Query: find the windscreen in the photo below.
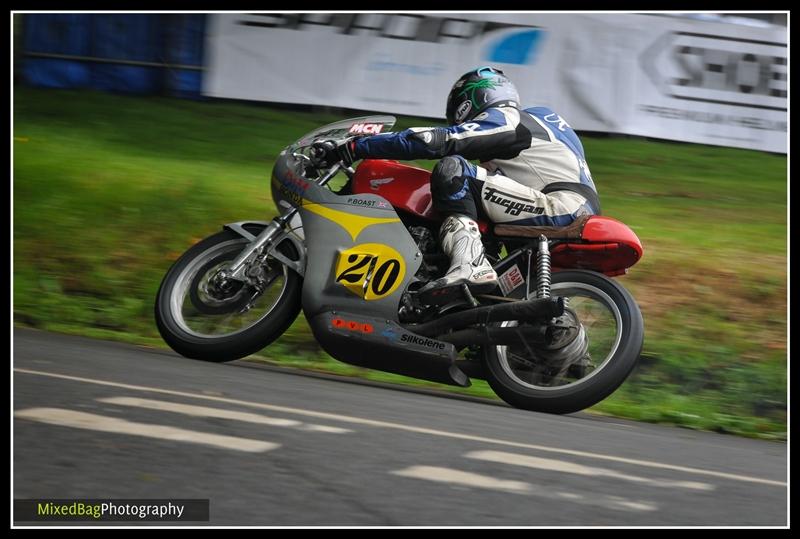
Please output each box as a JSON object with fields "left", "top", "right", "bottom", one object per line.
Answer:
{"left": 292, "top": 115, "right": 396, "bottom": 151}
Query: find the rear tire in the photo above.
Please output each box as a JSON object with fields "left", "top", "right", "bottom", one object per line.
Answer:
{"left": 483, "top": 270, "right": 643, "bottom": 414}
{"left": 155, "top": 228, "right": 302, "bottom": 362}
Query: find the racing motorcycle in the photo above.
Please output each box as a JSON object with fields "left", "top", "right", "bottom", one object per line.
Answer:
{"left": 155, "top": 116, "right": 644, "bottom": 414}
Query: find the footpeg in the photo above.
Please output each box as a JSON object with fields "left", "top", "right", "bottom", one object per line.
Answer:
{"left": 417, "top": 280, "right": 496, "bottom": 307}
{"left": 461, "top": 283, "right": 479, "bottom": 308}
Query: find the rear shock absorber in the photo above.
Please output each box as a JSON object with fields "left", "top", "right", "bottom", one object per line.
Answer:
{"left": 537, "top": 235, "right": 551, "bottom": 299}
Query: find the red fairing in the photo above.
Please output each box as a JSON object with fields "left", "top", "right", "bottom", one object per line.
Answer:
{"left": 552, "top": 216, "right": 644, "bottom": 275}
{"left": 353, "top": 160, "right": 439, "bottom": 220}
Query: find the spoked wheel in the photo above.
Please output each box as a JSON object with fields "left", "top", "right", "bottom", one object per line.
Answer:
{"left": 484, "top": 270, "right": 644, "bottom": 414}
{"left": 155, "top": 227, "right": 302, "bottom": 362}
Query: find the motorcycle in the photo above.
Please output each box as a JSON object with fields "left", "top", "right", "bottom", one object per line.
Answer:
{"left": 155, "top": 115, "right": 644, "bottom": 414}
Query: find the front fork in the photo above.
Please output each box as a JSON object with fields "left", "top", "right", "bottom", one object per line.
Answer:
{"left": 222, "top": 211, "right": 304, "bottom": 283}
{"left": 217, "top": 162, "right": 348, "bottom": 285}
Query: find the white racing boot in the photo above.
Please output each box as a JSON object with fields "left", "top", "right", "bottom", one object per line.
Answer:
{"left": 422, "top": 214, "right": 498, "bottom": 295}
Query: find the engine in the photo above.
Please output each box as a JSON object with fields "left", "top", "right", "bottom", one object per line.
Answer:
{"left": 408, "top": 225, "right": 437, "bottom": 257}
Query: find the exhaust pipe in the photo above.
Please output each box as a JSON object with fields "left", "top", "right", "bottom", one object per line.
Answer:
{"left": 405, "top": 297, "right": 564, "bottom": 337}
{"left": 438, "top": 324, "right": 552, "bottom": 350}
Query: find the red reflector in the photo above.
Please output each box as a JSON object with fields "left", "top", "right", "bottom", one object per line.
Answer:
{"left": 333, "top": 318, "right": 375, "bottom": 334}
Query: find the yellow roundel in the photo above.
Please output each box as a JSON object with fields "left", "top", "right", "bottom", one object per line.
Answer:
{"left": 334, "top": 243, "right": 407, "bottom": 300}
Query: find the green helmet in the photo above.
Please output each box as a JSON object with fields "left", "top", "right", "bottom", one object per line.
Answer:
{"left": 445, "top": 66, "right": 521, "bottom": 125}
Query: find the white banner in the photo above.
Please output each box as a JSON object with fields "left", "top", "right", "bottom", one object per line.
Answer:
{"left": 204, "top": 13, "right": 787, "bottom": 153}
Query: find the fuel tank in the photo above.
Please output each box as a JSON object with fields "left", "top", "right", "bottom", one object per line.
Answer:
{"left": 352, "top": 159, "right": 438, "bottom": 221}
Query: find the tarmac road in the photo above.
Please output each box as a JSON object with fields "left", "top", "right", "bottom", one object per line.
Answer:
{"left": 12, "top": 328, "right": 788, "bottom": 526}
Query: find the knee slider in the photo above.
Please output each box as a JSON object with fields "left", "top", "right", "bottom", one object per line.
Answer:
{"left": 431, "top": 156, "right": 466, "bottom": 198}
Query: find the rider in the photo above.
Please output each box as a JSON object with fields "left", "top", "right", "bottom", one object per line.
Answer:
{"left": 312, "top": 66, "right": 600, "bottom": 294}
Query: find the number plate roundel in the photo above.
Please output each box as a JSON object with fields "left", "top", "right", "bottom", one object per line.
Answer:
{"left": 335, "top": 243, "right": 407, "bottom": 300}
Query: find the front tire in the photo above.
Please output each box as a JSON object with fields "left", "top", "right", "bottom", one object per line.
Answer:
{"left": 484, "top": 270, "right": 644, "bottom": 414}
{"left": 155, "top": 228, "right": 302, "bottom": 362}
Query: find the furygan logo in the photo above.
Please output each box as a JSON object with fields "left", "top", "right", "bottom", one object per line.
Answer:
{"left": 400, "top": 334, "right": 447, "bottom": 350}
{"left": 483, "top": 187, "right": 545, "bottom": 216}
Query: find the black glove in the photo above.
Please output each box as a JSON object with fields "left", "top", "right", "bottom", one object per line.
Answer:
{"left": 310, "top": 138, "right": 358, "bottom": 168}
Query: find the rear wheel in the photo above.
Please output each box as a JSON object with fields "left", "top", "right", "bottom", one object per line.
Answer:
{"left": 155, "top": 227, "right": 302, "bottom": 362}
{"left": 483, "top": 270, "right": 643, "bottom": 414}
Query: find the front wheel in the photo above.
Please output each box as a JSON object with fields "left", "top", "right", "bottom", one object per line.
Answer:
{"left": 155, "top": 227, "right": 302, "bottom": 361}
{"left": 483, "top": 270, "right": 644, "bottom": 414}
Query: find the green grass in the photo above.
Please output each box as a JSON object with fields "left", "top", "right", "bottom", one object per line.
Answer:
{"left": 13, "top": 87, "right": 787, "bottom": 440}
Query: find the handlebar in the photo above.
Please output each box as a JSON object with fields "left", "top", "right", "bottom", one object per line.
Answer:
{"left": 316, "top": 162, "right": 342, "bottom": 187}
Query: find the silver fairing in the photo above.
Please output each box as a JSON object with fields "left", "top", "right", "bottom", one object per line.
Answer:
{"left": 272, "top": 153, "right": 421, "bottom": 322}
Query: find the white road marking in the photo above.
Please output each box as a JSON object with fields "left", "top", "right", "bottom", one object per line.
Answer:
{"left": 391, "top": 466, "right": 657, "bottom": 512}
{"left": 14, "top": 368, "right": 786, "bottom": 487}
{"left": 14, "top": 407, "right": 279, "bottom": 453}
{"left": 98, "top": 397, "right": 352, "bottom": 434}
{"left": 392, "top": 466, "right": 532, "bottom": 494}
{"left": 604, "top": 496, "right": 658, "bottom": 512}
{"left": 297, "top": 424, "right": 352, "bottom": 434}
{"left": 466, "top": 450, "right": 715, "bottom": 491}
